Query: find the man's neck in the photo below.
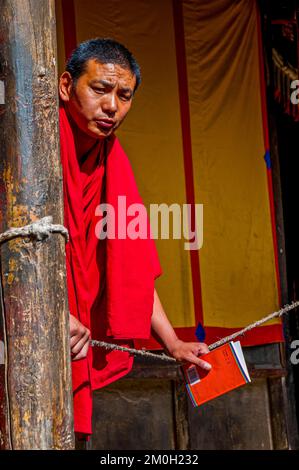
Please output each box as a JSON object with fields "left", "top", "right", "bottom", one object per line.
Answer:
{"left": 65, "top": 108, "right": 99, "bottom": 160}
{"left": 73, "top": 126, "right": 98, "bottom": 161}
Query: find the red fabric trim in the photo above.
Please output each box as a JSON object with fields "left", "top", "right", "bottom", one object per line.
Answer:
{"left": 266, "top": 168, "right": 282, "bottom": 304}
{"left": 61, "top": 0, "right": 77, "bottom": 61}
{"left": 256, "top": 1, "right": 282, "bottom": 307}
{"left": 135, "top": 323, "right": 284, "bottom": 350}
{"left": 271, "top": 20, "right": 297, "bottom": 25}
{"left": 172, "top": 0, "right": 203, "bottom": 326}
{"left": 256, "top": 3, "right": 270, "bottom": 151}
{"left": 204, "top": 324, "right": 284, "bottom": 347}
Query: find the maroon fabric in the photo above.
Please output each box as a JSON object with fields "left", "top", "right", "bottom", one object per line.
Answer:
{"left": 59, "top": 105, "right": 162, "bottom": 435}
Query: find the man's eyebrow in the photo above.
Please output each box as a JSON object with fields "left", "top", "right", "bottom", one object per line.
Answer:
{"left": 90, "top": 79, "right": 116, "bottom": 88}
{"left": 90, "top": 79, "right": 133, "bottom": 95}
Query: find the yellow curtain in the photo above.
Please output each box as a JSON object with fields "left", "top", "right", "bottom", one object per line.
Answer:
{"left": 55, "top": 0, "right": 282, "bottom": 346}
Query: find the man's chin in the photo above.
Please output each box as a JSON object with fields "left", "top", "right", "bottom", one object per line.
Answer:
{"left": 87, "top": 127, "right": 114, "bottom": 140}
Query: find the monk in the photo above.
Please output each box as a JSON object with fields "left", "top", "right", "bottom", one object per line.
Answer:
{"left": 58, "top": 38, "right": 211, "bottom": 437}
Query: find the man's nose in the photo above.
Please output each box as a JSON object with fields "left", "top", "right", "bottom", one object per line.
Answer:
{"left": 101, "top": 93, "right": 117, "bottom": 116}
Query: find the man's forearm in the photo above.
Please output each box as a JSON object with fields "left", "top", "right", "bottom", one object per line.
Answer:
{"left": 151, "top": 288, "right": 212, "bottom": 370}
{"left": 150, "top": 288, "right": 181, "bottom": 354}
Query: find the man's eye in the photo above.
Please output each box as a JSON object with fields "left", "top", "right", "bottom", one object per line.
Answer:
{"left": 119, "top": 94, "right": 131, "bottom": 102}
{"left": 93, "top": 88, "right": 105, "bottom": 94}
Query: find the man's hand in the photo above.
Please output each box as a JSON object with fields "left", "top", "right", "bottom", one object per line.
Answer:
{"left": 69, "top": 314, "right": 91, "bottom": 361}
{"left": 166, "top": 339, "right": 212, "bottom": 371}
{"left": 151, "top": 289, "right": 212, "bottom": 372}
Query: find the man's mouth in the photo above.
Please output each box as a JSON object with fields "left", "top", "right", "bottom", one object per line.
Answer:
{"left": 95, "top": 119, "right": 115, "bottom": 131}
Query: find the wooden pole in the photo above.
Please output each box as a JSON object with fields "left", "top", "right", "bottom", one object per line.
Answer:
{"left": 0, "top": 0, "right": 75, "bottom": 449}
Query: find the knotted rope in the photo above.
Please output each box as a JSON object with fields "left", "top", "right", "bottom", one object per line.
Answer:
{"left": 0, "top": 215, "right": 69, "bottom": 244}
{"left": 0, "top": 217, "right": 298, "bottom": 364}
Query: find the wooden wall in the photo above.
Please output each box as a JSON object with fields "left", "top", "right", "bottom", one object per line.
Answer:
{"left": 88, "top": 345, "right": 289, "bottom": 450}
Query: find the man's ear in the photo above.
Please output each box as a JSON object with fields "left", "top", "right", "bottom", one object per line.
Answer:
{"left": 59, "top": 71, "right": 73, "bottom": 102}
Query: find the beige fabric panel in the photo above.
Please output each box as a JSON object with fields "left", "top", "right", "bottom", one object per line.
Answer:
{"left": 183, "top": 0, "right": 279, "bottom": 328}
{"left": 73, "top": 0, "right": 196, "bottom": 328}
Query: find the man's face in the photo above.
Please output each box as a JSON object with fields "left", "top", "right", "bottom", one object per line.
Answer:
{"left": 59, "top": 59, "right": 136, "bottom": 139}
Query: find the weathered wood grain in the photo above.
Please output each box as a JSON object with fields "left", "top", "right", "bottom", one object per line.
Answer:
{"left": 0, "top": 0, "right": 74, "bottom": 449}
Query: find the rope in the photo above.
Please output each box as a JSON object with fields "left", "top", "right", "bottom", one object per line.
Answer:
{"left": 90, "top": 339, "right": 178, "bottom": 363}
{"left": 90, "top": 301, "right": 299, "bottom": 363}
{"left": 0, "top": 215, "right": 69, "bottom": 450}
{"left": 0, "top": 217, "right": 298, "bottom": 364}
{"left": 0, "top": 216, "right": 69, "bottom": 244}
{"left": 208, "top": 300, "right": 299, "bottom": 350}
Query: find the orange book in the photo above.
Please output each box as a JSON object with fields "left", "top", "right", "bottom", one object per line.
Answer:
{"left": 182, "top": 341, "right": 251, "bottom": 407}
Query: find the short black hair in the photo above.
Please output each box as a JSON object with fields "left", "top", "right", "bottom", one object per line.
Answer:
{"left": 66, "top": 38, "right": 141, "bottom": 92}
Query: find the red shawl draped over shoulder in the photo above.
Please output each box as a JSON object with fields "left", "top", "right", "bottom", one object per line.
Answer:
{"left": 59, "top": 105, "right": 162, "bottom": 436}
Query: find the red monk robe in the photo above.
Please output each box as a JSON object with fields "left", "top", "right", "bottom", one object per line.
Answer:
{"left": 59, "top": 105, "right": 162, "bottom": 435}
